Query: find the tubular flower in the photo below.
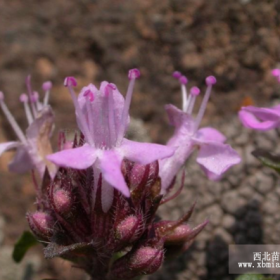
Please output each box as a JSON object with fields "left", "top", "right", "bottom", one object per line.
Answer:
{"left": 47, "top": 69, "right": 175, "bottom": 197}
{"left": 238, "top": 69, "right": 280, "bottom": 131}
{"left": 159, "top": 71, "right": 241, "bottom": 192}
{"left": 0, "top": 77, "right": 56, "bottom": 178}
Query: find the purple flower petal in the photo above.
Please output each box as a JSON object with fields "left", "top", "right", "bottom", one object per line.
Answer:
{"left": 99, "top": 150, "right": 130, "bottom": 197}
{"left": 121, "top": 139, "right": 175, "bottom": 165}
{"left": 0, "top": 141, "right": 20, "bottom": 156}
{"left": 8, "top": 146, "right": 34, "bottom": 173}
{"left": 242, "top": 105, "right": 280, "bottom": 120}
{"left": 47, "top": 144, "right": 97, "bottom": 169}
{"left": 26, "top": 106, "right": 54, "bottom": 140}
{"left": 196, "top": 127, "right": 226, "bottom": 143}
{"left": 239, "top": 109, "right": 280, "bottom": 131}
{"left": 77, "top": 82, "right": 126, "bottom": 133}
{"left": 196, "top": 142, "right": 241, "bottom": 176}
{"left": 165, "top": 104, "right": 195, "bottom": 132}
{"left": 199, "top": 165, "right": 223, "bottom": 181}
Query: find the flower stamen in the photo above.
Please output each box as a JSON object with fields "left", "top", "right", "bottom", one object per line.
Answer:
{"left": 194, "top": 76, "right": 216, "bottom": 131}
{"left": 20, "top": 93, "right": 33, "bottom": 125}
{"left": 0, "top": 91, "right": 27, "bottom": 144}
{"left": 173, "top": 71, "right": 188, "bottom": 111}
{"left": 32, "top": 91, "right": 41, "bottom": 111}
{"left": 186, "top": 86, "right": 200, "bottom": 115}
{"left": 117, "top": 68, "right": 140, "bottom": 145}
{"left": 26, "top": 75, "right": 38, "bottom": 118}
{"left": 64, "top": 77, "right": 94, "bottom": 146}
{"left": 42, "top": 81, "right": 52, "bottom": 106}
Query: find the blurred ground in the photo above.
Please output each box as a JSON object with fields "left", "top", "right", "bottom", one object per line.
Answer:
{"left": 0, "top": 0, "right": 280, "bottom": 279}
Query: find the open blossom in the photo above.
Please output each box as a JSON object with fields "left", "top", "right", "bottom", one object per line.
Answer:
{"left": 0, "top": 77, "right": 56, "bottom": 178}
{"left": 239, "top": 68, "right": 280, "bottom": 131}
{"left": 159, "top": 71, "right": 241, "bottom": 192}
{"left": 47, "top": 69, "right": 175, "bottom": 197}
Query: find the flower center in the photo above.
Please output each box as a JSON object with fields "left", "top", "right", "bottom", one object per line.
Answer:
{"left": 64, "top": 69, "right": 141, "bottom": 150}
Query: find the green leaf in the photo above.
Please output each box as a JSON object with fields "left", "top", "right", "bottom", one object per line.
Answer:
{"left": 12, "top": 231, "right": 39, "bottom": 263}
{"left": 252, "top": 149, "right": 280, "bottom": 173}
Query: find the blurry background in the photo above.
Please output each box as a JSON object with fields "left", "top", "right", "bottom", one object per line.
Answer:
{"left": 0, "top": 0, "right": 280, "bottom": 279}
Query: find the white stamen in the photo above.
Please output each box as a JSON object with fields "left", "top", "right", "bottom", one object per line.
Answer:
{"left": 26, "top": 76, "right": 37, "bottom": 118}
{"left": 42, "top": 81, "right": 52, "bottom": 106}
{"left": 117, "top": 69, "right": 140, "bottom": 145}
{"left": 181, "top": 84, "right": 188, "bottom": 112}
{"left": 194, "top": 85, "right": 213, "bottom": 131}
{"left": 0, "top": 95, "right": 27, "bottom": 144}
{"left": 20, "top": 94, "right": 33, "bottom": 125}
{"left": 33, "top": 92, "right": 41, "bottom": 111}
{"left": 186, "top": 96, "right": 196, "bottom": 114}
{"left": 44, "top": 90, "right": 50, "bottom": 106}
{"left": 186, "top": 87, "right": 200, "bottom": 115}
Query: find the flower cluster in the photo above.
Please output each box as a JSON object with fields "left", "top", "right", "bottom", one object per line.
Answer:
{"left": 0, "top": 69, "right": 240, "bottom": 280}
{"left": 160, "top": 71, "right": 241, "bottom": 190}
{"left": 0, "top": 77, "right": 56, "bottom": 178}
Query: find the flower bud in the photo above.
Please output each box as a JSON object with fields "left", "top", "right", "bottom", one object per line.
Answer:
{"left": 111, "top": 246, "right": 164, "bottom": 279}
{"left": 164, "top": 224, "right": 192, "bottom": 245}
{"left": 53, "top": 189, "right": 72, "bottom": 214}
{"left": 130, "top": 246, "right": 164, "bottom": 273}
{"left": 115, "top": 215, "right": 143, "bottom": 243}
{"left": 27, "top": 211, "right": 54, "bottom": 239}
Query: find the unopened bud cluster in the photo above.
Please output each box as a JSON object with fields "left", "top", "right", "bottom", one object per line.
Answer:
{"left": 27, "top": 133, "right": 206, "bottom": 280}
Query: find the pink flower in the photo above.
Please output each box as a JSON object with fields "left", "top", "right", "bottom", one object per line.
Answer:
{"left": 47, "top": 69, "right": 175, "bottom": 197}
{"left": 159, "top": 72, "right": 241, "bottom": 192}
{"left": 238, "top": 69, "right": 280, "bottom": 131}
{"left": 0, "top": 77, "right": 55, "bottom": 178}
{"left": 239, "top": 105, "right": 280, "bottom": 131}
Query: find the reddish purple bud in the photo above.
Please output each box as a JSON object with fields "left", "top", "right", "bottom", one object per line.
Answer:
{"left": 42, "top": 81, "right": 52, "bottom": 91}
{"left": 130, "top": 246, "right": 164, "bottom": 273}
{"left": 130, "top": 163, "right": 148, "bottom": 189}
{"left": 53, "top": 189, "right": 72, "bottom": 214}
{"left": 164, "top": 224, "right": 192, "bottom": 244}
{"left": 27, "top": 211, "right": 54, "bottom": 239}
{"left": 206, "top": 75, "right": 217, "bottom": 86}
{"left": 128, "top": 68, "right": 141, "bottom": 80}
{"left": 19, "top": 93, "right": 28, "bottom": 103}
{"left": 179, "top": 75, "right": 188, "bottom": 85}
{"left": 64, "top": 76, "right": 77, "bottom": 87}
{"left": 190, "top": 86, "right": 200, "bottom": 96}
{"left": 115, "top": 215, "right": 142, "bottom": 243}
{"left": 172, "top": 71, "right": 182, "bottom": 79}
